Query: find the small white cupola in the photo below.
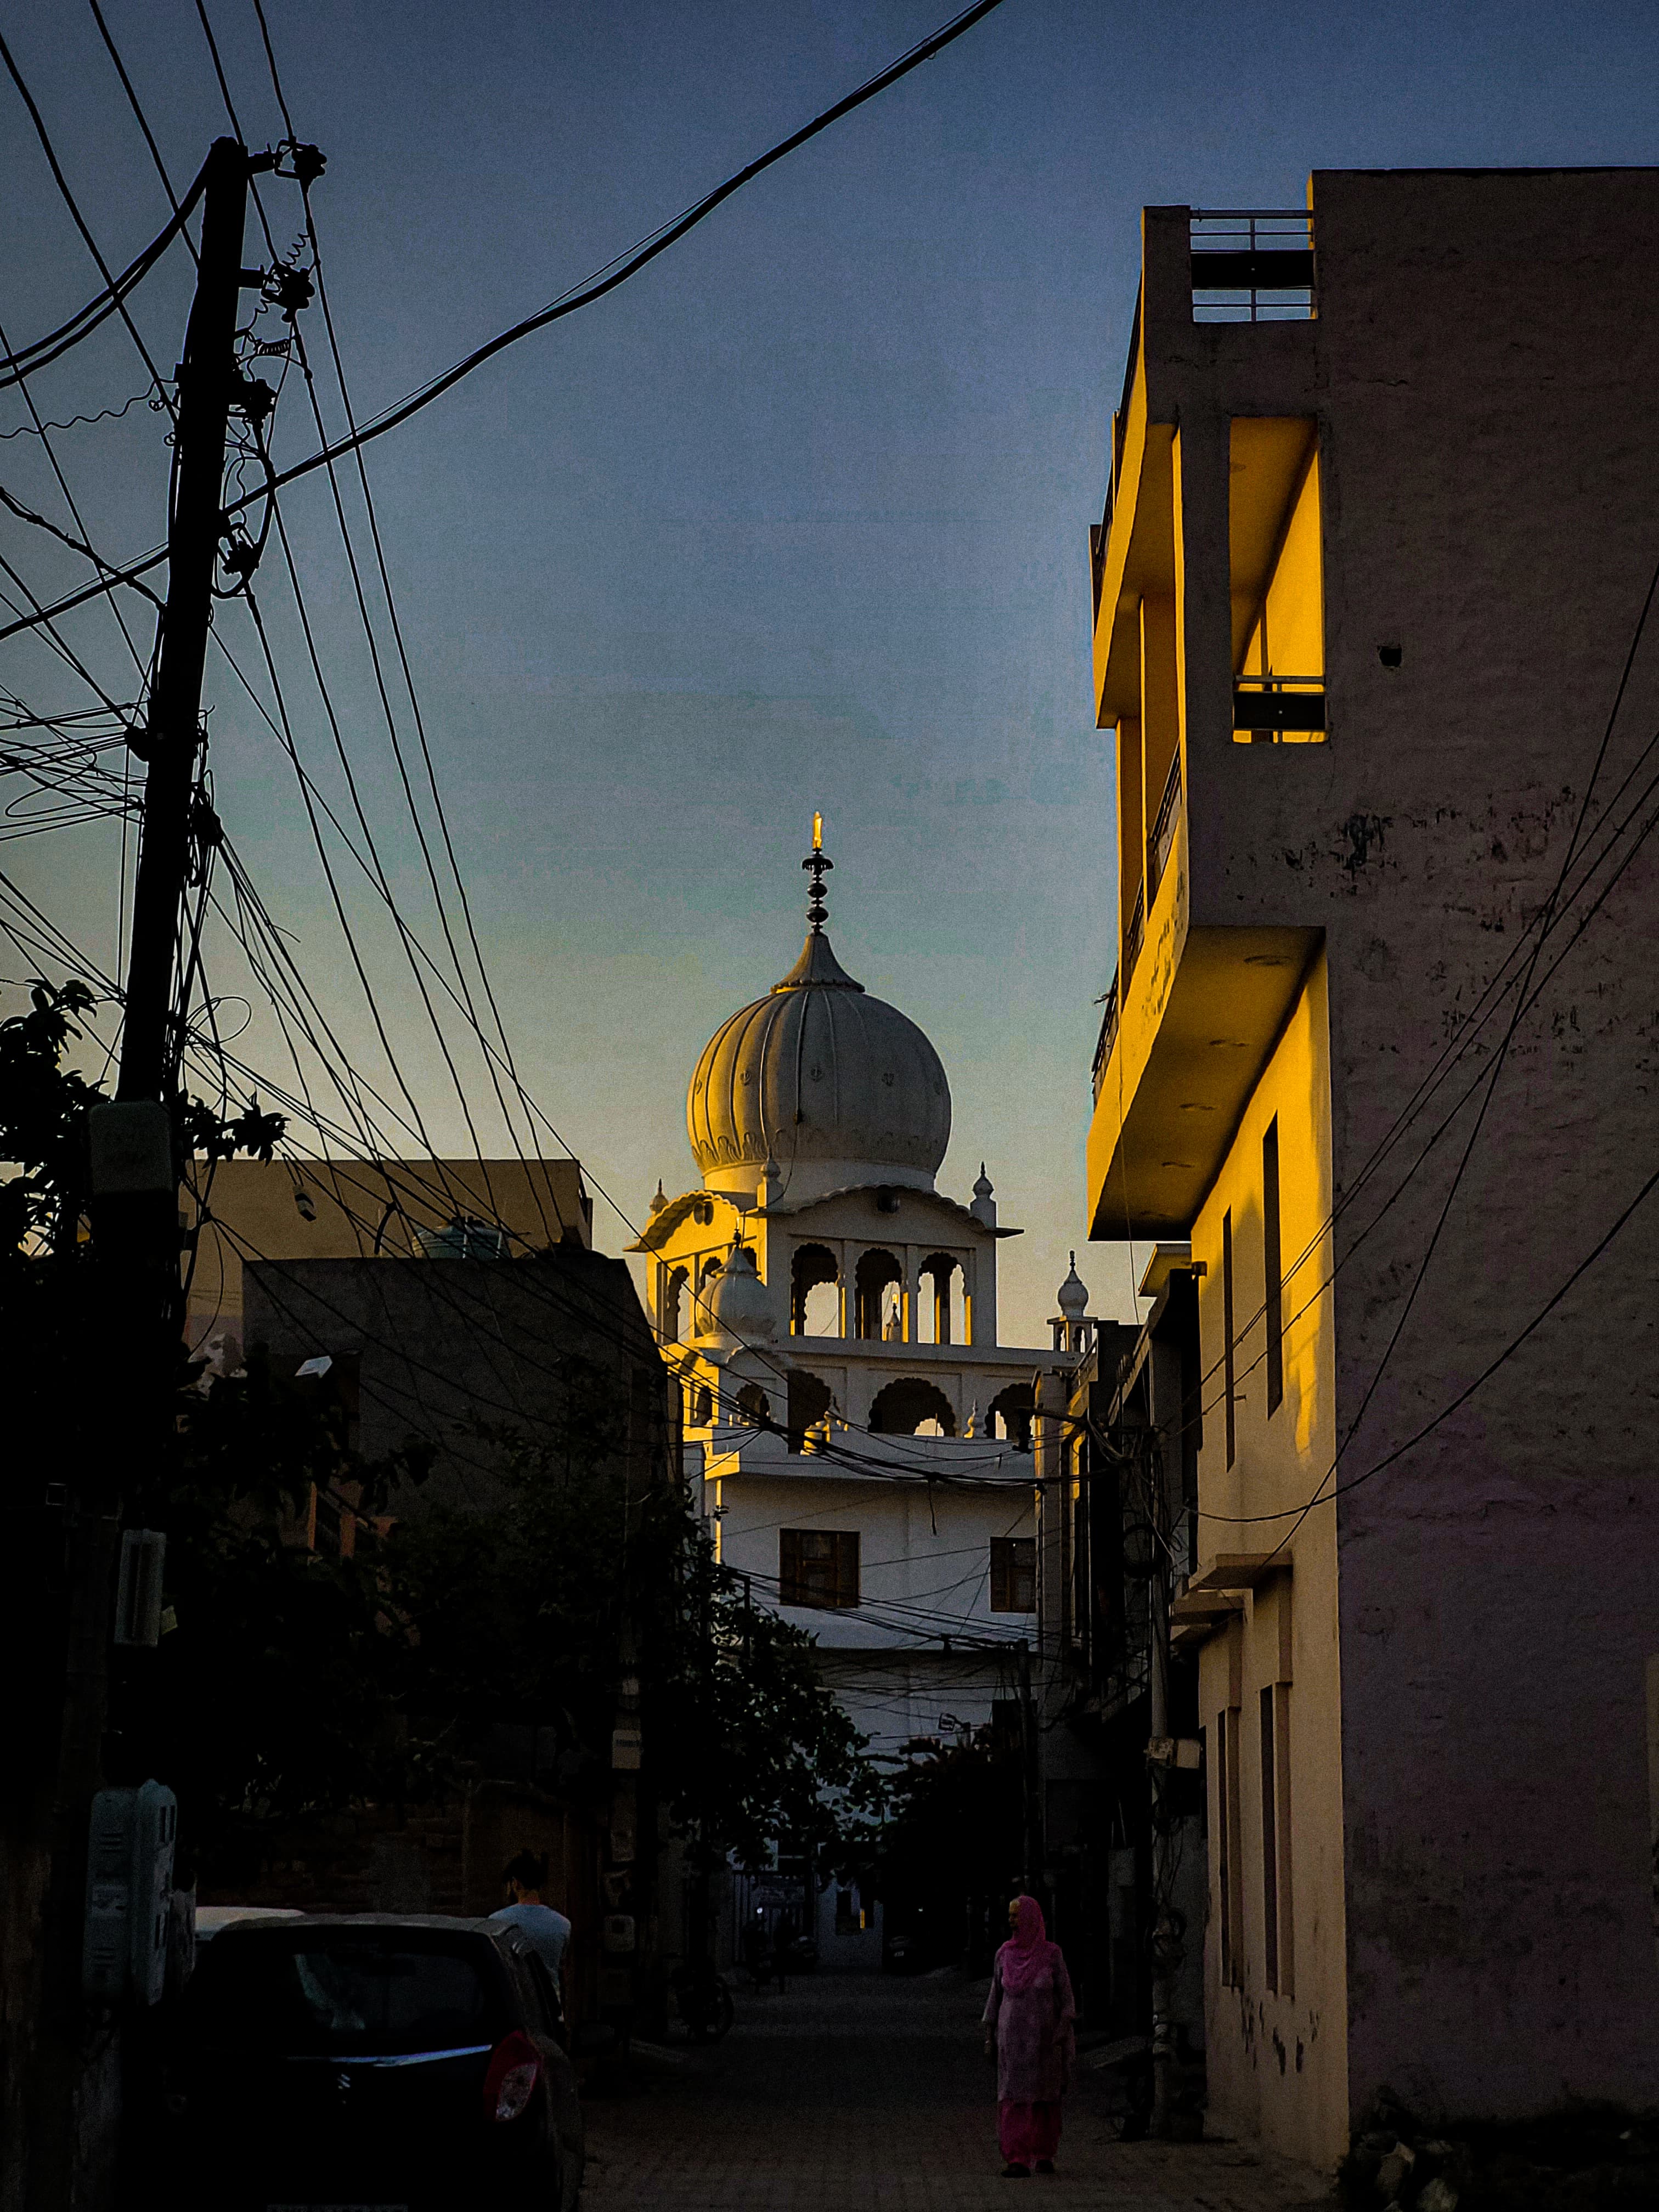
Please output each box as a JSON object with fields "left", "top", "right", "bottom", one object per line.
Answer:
{"left": 697, "top": 1240, "right": 776, "bottom": 1347}
{"left": 1050, "top": 1251, "right": 1095, "bottom": 1357}
{"left": 970, "top": 1164, "right": 996, "bottom": 1229}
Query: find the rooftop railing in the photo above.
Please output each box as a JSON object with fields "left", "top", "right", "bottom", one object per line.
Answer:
{"left": 1190, "top": 210, "right": 1313, "bottom": 323}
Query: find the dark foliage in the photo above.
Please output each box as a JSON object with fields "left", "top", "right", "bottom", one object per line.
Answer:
{"left": 385, "top": 1395, "right": 883, "bottom": 1869}
{"left": 114, "top": 1352, "right": 430, "bottom": 1864}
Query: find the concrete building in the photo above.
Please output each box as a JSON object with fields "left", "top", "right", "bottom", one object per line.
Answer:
{"left": 236, "top": 1199, "right": 672, "bottom": 2030}
{"left": 1031, "top": 1254, "right": 1204, "bottom": 2093}
{"left": 183, "top": 1152, "right": 592, "bottom": 1365}
{"left": 1084, "top": 173, "right": 1659, "bottom": 2163}
{"left": 631, "top": 832, "right": 1087, "bottom": 1966}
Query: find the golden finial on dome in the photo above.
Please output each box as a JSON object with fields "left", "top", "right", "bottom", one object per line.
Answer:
{"left": 802, "top": 811, "right": 833, "bottom": 934}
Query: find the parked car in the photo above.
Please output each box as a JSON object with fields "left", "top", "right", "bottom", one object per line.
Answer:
{"left": 193, "top": 1904, "right": 306, "bottom": 1943}
{"left": 160, "top": 1912, "right": 583, "bottom": 2210}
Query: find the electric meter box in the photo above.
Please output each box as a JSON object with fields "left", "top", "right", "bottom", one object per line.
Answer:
{"left": 83, "top": 1779, "right": 177, "bottom": 2006}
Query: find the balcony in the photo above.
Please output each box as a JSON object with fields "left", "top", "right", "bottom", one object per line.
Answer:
{"left": 1086, "top": 773, "right": 1317, "bottom": 1235}
{"left": 1091, "top": 974, "right": 1119, "bottom": 1107}
{"left": 1233, "top": 673, "right": 1326, "bottom": 742}
{"left": 1189, "top": 210, "right": 1314, "bottom": 323}
{"left": 1122, "top": 879, "right": 1146, "bottom": 986}
{"left": 1148, "top": 748, "right": 1182, "bottom": 902}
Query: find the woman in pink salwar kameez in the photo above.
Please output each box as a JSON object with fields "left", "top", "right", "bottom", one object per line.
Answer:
{"left": 981, "top": 1894, "right": 1076, "bottom": 2177}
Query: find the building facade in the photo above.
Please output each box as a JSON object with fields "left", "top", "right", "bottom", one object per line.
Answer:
{"left": 631, "top": 838, "right": 1086, "bottom": 1965}
{"left": 184, "top": 1152, "right": 593, "bottom": 1368}
{"left": 1085, "top": 172, "right": 1659, "bottom": 2163}
{"left": 229, "top": 1163, "right": 668, "bottom": 2033}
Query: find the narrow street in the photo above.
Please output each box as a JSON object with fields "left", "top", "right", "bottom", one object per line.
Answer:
{"left": 584, "top": 1974, "right": 1332, "bottom": 2211}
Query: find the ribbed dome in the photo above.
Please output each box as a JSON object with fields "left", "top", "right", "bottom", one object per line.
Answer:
{"left": 687, "top": 929, "right": 951, "bottom": 1192}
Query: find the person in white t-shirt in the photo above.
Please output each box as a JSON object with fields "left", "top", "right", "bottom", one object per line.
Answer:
{"left": 489, "top": 1851, "right": 572, "bottom": 1988}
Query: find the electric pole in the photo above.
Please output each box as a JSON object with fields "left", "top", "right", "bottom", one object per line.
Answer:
{"left": 11, "top": 136, "right": 281, "bottom": 2212}
{"left": 117, "top": 135, "right": 259, "bottom": 1109}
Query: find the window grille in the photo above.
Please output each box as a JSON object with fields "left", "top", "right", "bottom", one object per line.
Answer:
{"left": 990, "top": 1536, "right": 1036, "bottom": 1613}
{"left": 779, "top": 1528, "right": 860, "bottom": 1609}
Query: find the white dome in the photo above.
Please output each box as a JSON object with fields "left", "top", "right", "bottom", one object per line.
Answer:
{"left": 687, "top": 928, "right": 951, "bottom": 1194}
{"left": 1056, "top": 1252, "right": 1090, "bottom": 1319}
{"left": 698, "top": 1243, "right": 775, "bottom": 1342}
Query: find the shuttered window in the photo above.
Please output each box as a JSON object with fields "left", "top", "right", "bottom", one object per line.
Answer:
{"left": 989, "top": 1537, "right": 1036, "bottom": 1613}
{"left": 779, "top": 1529, "right": 860, "bottom": 1609}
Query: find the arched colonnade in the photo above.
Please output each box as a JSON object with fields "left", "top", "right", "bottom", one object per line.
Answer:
{"left": 790, "top": 1239, "right": 983, "bottom": 1346}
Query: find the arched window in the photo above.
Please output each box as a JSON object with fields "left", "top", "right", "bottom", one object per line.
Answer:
{"left": 988, "top": 1383, "right": 1034, "bottom": 1450}
{"left": 663, "top": 1264, "right": 689, "bottom": 1344}
{"left": 916, "top": 1252, "right": 961, "bottom": 1346}
{"left": 736, "top": 1381, "right": 771, "bottom": 1427}
{"left": 786, "top": 1369, "right": 833, "bottom": 1449}
{"left": 791, "top": 1243, "right": 840, "bottom": 1337}
{"left": 855, "top": 1248, "right": 902, "bottom": 1340}
{"left": 869, "top": 1376, "right": 956, "bottom": 1437}
{"left": 690, "top": 1380, "right": 713, "bottom": 1428}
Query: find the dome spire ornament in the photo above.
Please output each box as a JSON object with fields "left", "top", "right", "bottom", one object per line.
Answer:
{"left": 802, "top": 809, "right": 832, "bottom": 935}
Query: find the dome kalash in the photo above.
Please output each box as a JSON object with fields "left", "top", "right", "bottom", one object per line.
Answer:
{"left": 686, "top": 840, "right": 950, "bottom": 1205}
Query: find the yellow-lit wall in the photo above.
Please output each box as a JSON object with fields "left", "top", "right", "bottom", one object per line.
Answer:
{"left": 1192, "top": 951, "right": 1348, "bottom": 2169}
{"left": 1239, "top": 450, "right": 1324, "bottom": 684}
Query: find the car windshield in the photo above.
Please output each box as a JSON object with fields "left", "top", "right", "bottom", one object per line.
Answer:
{"left": 196, "top": 1931, "right": 506, "bottom": 2057}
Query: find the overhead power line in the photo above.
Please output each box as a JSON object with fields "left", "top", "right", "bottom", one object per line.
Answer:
{"left": 0, "top": 167, "right": 206, "bottom": 388}
{"left": 0, "top": 30, "right": 183, "bottom": 413}
{"left": 0, "top": 0, "right": 1012, "bottom": 644}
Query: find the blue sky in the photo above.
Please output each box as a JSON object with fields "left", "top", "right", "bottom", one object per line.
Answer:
{"left": 4, "top": 0, "right": 1658, "bottom": 1335}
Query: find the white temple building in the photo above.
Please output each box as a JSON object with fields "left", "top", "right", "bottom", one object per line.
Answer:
{"left": 631, "top": 829, "right": 1094, "bottom": 1961}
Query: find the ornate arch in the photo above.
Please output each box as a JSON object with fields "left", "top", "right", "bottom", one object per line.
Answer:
{"left": 869, "top": 1376, "right": 956, "bottom": 1437}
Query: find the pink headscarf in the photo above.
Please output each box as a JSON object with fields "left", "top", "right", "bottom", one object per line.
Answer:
{"left": 996, "top": 1893, "right": 1060, "bottom": 1995}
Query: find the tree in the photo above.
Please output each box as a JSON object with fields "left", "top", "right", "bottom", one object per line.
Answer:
{"left": 113, "top": 1351, "right": 429, "bottom": 1871}
{"left": 2, "top": 979, "right": 416, "bottom": 1879}
{"left": 384, "top": 1393, "right": 883, "bottom": 1870}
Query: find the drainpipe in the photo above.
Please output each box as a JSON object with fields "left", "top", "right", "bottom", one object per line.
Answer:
{"left": 1148, "top": 1537, "right": 1175, "bottom": 2136}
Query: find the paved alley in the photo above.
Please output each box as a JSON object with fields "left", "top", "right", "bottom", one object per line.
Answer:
{"left": 583, "top": 1973, "right": 1333, "bottom": 2211}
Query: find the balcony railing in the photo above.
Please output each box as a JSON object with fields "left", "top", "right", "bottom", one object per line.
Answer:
{"left": 1091, "top": 972, "right": 1120, "bottom": 1104}
{"left": 1123, "top": 879, "right": 1145, "bottom": 986}
{"left": 1190, "top": 211, "right": 1313, "bottom": 323}
{"left": 1090, "top": 489, "right": 1111, "bottom": 622}
{"left": 1233, "top": 674, "right": 1327, "bottom": 740}
{"left": 1148, "top": 748, "right": 1182, "bottom": 904}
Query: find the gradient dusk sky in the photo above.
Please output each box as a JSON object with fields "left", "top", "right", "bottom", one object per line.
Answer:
{"left": 4, "top": 0, "right": 1658, "bottom": 1336}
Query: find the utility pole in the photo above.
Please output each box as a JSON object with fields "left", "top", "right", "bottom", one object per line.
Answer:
{"left": 117, "top": 136, "right": 257, "bottom": 1105}
{"left": 12, "top": 137, "right": 278, "bottom": 2212}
